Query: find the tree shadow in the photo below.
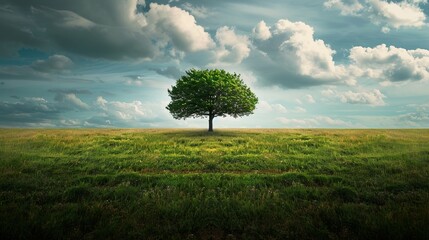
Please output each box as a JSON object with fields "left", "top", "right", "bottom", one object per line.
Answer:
{"left": 160, "top": 129, "right": 249, "bottom": 138}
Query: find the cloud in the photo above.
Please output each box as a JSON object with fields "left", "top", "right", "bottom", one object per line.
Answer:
{"left": 322, "top": 88, "right": 386, "bottom": 106}
{"left": 93, "top": 96, "right": 158, "bottom": 126}
{"left": 248, "top": 19, "right": 348, "bottom": 88}
{"left": 59, "top": 119, "right": 82, "bottom": 127}
{"left": 0, "top": 95, "right": 167, "bottom": 128}
{"left": 381, "top": 26, "right": 391, "bottom": 33}
{"left": 0, "top": 97, "right": 58, "bottom": 126}
{"left": 0, "top": 54, "right": 80, "bottom": 81}
{"left": 0, "top": 92, "right": 94, "bottom": 127}
{"left": 322, "top": 88, "right": 337, "bottom": 97}
{"left": 294, "top": 106, "right": 307, "bottom": 113}
{"left": 123, "top": 74, "right": 172, "bottom": 89}
{"left": 1, "top": 0, "right": 214, "bottom": 59}
{"left": 0, "top": 97, "right": 55, "bottom": 114}
{"left": 124, "top": 79, "right": 145, "bottom": 87}
{"left": 324, "top": 0, "right": 364, "bottom": 16}
{"left": 269, "top": 19, "right": 339, "bottom": 78}
{"left": 252, "top": 20, "right": 272, "bottom": 40}
{"left": 399, "top": 112, "right": 429, "bottom": 123}
{"left": 181, "top": 3, "right": 211, "bottom": 19}
{"left": 257, "top": 101, "right": 288, "bottom": 113}
{"left": 277, "top": 115, "right": 352, "bottom": 127}
{"left": 0, "top": 4, "right": 42, "bottom": 56}
{"left": 349, "top": 44, "right": 429, "bottom": 82}
{"left": 48, "top": 88, "right": 92, "bottom": 95}
{"left": 146, "top": 3, "right": 215, "bottom": 53}
{"left": 31, "top": 55, "right": 73, "bottom": 73}
{"left": 398, "top": 102, "right": 429, "bottom": 126}
{"left": 324, "top": 103, "right": 429, "bottom": 128}
{"left": 248, "top": 19, "right": 428, "bottom": 88}
{"left": 272, "top": 103, "right": 288, "bottom": 113}
{"left": 125, "top": 75, "right": 145, "bottom": 81}
{"left": 31, "top": 5, "right": 155, "bottom": 60}
{"left": 0, "top": 65, "right": 50, "bottom": 81}
{"left": 315, "top": 116, "right": 351, "bottom": 126}
{"left": 277, "top": 117, "right": 318, "bottom": 127}
{"left": 213, "top": 26, "right": 251, "bottom": 64}
{"left": 340, "top": 89, "right": 386, "bottom": 106}
{"left": 305, "top": 94, "right": 316, "bottom": 103}
{"left": 138, "top": 0, "right": 146, "bottom": 7}
{"left": 325, "top": 0, "right": 427, "bottom": 32}
{"left": 368, "top": 0, "right": 427, "bottom": 30}
{"left": 54, "top": 93, "right": 90, "bottom": 110}
{"left": 153, "top": 66, "right": 184, "bottom": 79}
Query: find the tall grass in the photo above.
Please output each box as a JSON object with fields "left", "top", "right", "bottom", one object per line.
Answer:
{"left": 1, "top": 129, "right": 428, "bottom": 239}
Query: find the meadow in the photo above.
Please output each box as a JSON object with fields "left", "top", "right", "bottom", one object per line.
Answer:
{"left": 0, "top": 129, "right": 428, "bottom": 239}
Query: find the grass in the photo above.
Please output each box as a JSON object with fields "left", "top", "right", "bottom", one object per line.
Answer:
{"left": 0, "top": 129, "right": 428, "bottom": 239}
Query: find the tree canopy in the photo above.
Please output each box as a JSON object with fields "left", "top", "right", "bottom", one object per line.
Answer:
{"left": 166, "top": 69, "right": 258, "bottom": 131}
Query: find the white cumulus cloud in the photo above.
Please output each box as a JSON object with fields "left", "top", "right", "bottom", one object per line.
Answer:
{"left": 95, "top": 96, "right": 156, "bottom": 122}
{"left": 349, "top": 44, "right": 429, "bottom": 82}
{"left": 325, "top": 0, "right": 427, "bottom": 32}
{"left": 340, "top": 89, "right": 386, "bottom": 106}
{"left": 368, "top": 0, "right": 427, "bottom": 29}
{"left": 322, "top": 88, "right": 386, "bottom": 106}
{"left": 146, "top": 3, "right": 215, "bottom": 53}
{"left": 252, "top": 21, "right": 272, "bottom": 40}
{"left": 272, "top": 19, "right": 341, "bottom": 79}
{"left": 249, "top": 19, "right": 348, "bottom": 88}
{"left": 257, "top": 101, "right": 288, "bottom": 114}
{"left": 324, "top": 0, "right": 364, "bottom": 15}
{"left": 213, "top": 26, "right": 251, "bottom": 64}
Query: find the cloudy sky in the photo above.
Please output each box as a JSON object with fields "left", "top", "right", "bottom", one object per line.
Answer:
{"left": 1, "top": 0, "right": 429, "bottom": 128}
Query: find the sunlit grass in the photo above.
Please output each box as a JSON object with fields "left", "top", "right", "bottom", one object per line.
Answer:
{"left": 1, "top": 129, "right": 428, "bottom": 239}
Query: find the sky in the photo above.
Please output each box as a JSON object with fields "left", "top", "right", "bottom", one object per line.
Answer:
{"left": 0, "top": 0, "right": 429, "bottom": 128}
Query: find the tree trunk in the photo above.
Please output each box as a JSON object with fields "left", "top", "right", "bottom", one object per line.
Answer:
{"left": 208, "top": 115, "right": 214, "bottom": 132}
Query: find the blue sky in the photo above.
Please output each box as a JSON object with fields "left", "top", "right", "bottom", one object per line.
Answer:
{"left": 0, "top": 0, "right": 428, "bottom": 128}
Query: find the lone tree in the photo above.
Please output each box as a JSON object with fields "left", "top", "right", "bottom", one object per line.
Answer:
{"left": 166, "top": 69, "right": 258, "bottom": 132}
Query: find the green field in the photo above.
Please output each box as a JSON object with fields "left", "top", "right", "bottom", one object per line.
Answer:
{"left": 1, "top": 129, "right": 429, "bottom": 239}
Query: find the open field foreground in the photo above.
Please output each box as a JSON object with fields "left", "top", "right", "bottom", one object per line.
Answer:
{"left": 1, "top": 129, "right": 429, "bottom": 239}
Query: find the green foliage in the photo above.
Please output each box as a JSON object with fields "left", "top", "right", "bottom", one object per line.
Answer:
{"left": 166, "top": 69, "right": 258, "bottom": 131}
{"left": 1, "top": 129, "right": 429, "bottom": 239}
